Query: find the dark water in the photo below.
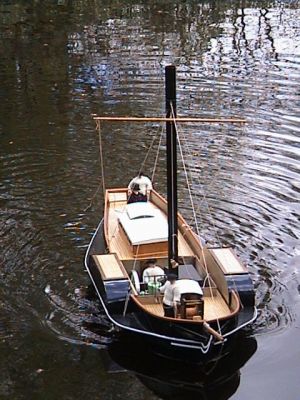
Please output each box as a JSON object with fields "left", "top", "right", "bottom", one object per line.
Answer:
{"left": 0, "top": 1, "right": 299, "bottom": 399}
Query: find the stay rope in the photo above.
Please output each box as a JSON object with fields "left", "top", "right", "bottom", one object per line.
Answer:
{"left": 171, "top": 104, "right": 222, "bottom": 334}
{"left": 177, "top": 121, "right": 239, "bottom": 247}
{"left": 84, "top": 121, "right": 106, "bottom": 212}
{"left": 139, "top": 133, "right": 156, "bottom": 175}
{"left": 172, "top": 116, "right": 223, "bottom": 247}
{"left": 171, "top": 105, "right": 200, "bottom": 238}
{"left": 85, "top": 122, "right": 162, "bottom": 212}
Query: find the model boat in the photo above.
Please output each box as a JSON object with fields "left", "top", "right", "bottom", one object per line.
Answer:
{"left": 84, "top": 66, "right": 257, "bottom": 357}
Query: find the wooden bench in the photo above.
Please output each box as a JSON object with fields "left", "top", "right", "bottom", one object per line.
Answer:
{"left": 108, "top": 192, "right": 127, "bottom": 203}
{"left": 92, "top": 253, "right": 128, "bottom": 281}
{"left": 209, "top": 247, "right": 247, "bottom": 275}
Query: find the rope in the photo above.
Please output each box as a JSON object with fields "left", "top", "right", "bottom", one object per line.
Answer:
{"left": 170, "top": 104, "right": 222, "bottom": 334}
{"left": 175, "top": 121, "right": 222, "bottom": 246}
{"left": 123, "top": 289, "right": 131, "bottom": 317}
{"left": 132, "top": 246, "right": 140, "bottom": 271}
{"left": 139, "top": 134, "right": 157, "bottom": 176}
{"left": 84, "top": 121, "right": 106, "bottom": 212}
{"left": 171, "top": 104, "right": 200, "bottom": 238}
{"left": 123, "top": 245, "right": 141, "bottom": 317}
{"left": 84, "top": 183, "right": 101, "bottom": 212}
{"left": 179, "top": 122, "right": 241, "bottom": 247}
{"left": 170, "top": 107, "right": 207, "bottom": 272}
{"left": 139, "top": 123, "right": 164, "bottom": 176}
{"left": 88, "top": 122, "right": 162, "bottom": 213}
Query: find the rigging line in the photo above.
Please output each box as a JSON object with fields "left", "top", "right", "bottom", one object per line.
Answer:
{"left": 84, "top": 122, "right": 106, "bottom": 212}
{"left": 183, "top": 130, "right": 237, "bottom": 245}
{"left": 170, "top": 105, "right": 208, "bottom": 269}
{"left": 172, "top": 108, "right": 210, "bottom": 276}
{"left": 123, "top": 245, "right": 141, "bottom": 317}
{"left": 84, "top": 183, "right": 101, "bottom": 212}
{"left": 178, "top": 127, "right": 222, "bottom": 246}
{"left": 132, "top": 244, "right": 140, "bottom": 271}
{"left": 171, "top": 121, "right": 210, "bottom": 234}
{"left": 113, "top": 127, "right": 162, "bottom": 246}
{"left": 175, "top": 124, "right": 212, "bottom": 233}
{"left": 106, "top": 125, "right": 162, "bottom": 245}
{"left": 174, "top": 118, "right": 230, "bottom": 246}
{"left": 171, "top": 105, "right": 200, "bottom": 238}
{"left": 139, "top": 123, "right": 163, "bottom": 175}
{"left": 123, "top": 289, "right": 131, "bottom": 317}
{"left": 176, "top": 123, "right": 221, "bottom": 244}
{"left": 171, "top": 105, "right": 222, "bottom": 332}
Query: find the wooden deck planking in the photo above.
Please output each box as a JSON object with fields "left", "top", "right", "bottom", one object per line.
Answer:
{"left": 107, "top": 199, "right": 194, "bottom": 260}
{"left": 143, "top": 303, "right": 164, "bottom": 317}
{"left": 141, "top": 291, "right": 230, "bottom": 321}
{"left": 203, "top": 292, "right": 230, "bottom": 320}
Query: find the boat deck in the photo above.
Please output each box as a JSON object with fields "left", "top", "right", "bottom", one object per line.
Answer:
{"left": 141, "top": 291, "right": 230, "bottom": 320}
{"left": 107, "top": 198, "right": 194, "bottom": 260}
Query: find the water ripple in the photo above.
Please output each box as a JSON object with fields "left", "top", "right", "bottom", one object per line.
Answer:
{"left": 0, "top": 1, "right": 300, "bottom": 358}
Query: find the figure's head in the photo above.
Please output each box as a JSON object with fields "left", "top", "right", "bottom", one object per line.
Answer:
{"left": 167, "top": 273, "right": 177, "bottom": 283}
{"left": 147, "top": 258, "right": 157, "bottom": 268}
{"left": 132, "top": 183, "right": 140, "bottom": 193}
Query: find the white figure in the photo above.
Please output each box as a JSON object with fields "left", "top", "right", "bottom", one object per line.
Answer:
{"left": 128, "top": 172, "right": 153, "bottom": 197}
{"left": 142, "top": 259, "right": 165, "bottom": 283}
{"left": 173, "top": 279, "right": 203, "bottom": 303}
{"left": 159, "top": 274, "right": 178, "bottom": 318}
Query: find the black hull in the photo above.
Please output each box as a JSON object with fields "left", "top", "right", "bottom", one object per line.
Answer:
{"left": 84, "top": 220, "right": 257, "bottom": 358}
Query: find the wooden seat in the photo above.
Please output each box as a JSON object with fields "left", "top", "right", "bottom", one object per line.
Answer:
{"left": 92, "top": 253, "right": 128, "bottom": 281}
{"left": 209, "top": 248, "right": 247, "bottom": 275}
{"left": 108, "top": 192, "right": 127, "bottom": 203}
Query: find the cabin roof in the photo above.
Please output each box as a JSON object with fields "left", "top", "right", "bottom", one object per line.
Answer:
{"left": 118, "top": 202, "right": 168, "bottom": 245}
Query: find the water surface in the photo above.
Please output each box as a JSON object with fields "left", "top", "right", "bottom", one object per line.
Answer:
{"left": 0, "top": 1, "right": 299, "bottom": 399}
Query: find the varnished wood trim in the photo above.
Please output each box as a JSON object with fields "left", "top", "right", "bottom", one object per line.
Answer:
{"left": 104, "top": 188, "right": 127, "bottom": 247}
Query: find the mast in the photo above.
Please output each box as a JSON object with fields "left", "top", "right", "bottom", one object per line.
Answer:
{"left": 165, "top": 65, "right": 178, "bottom": 267}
